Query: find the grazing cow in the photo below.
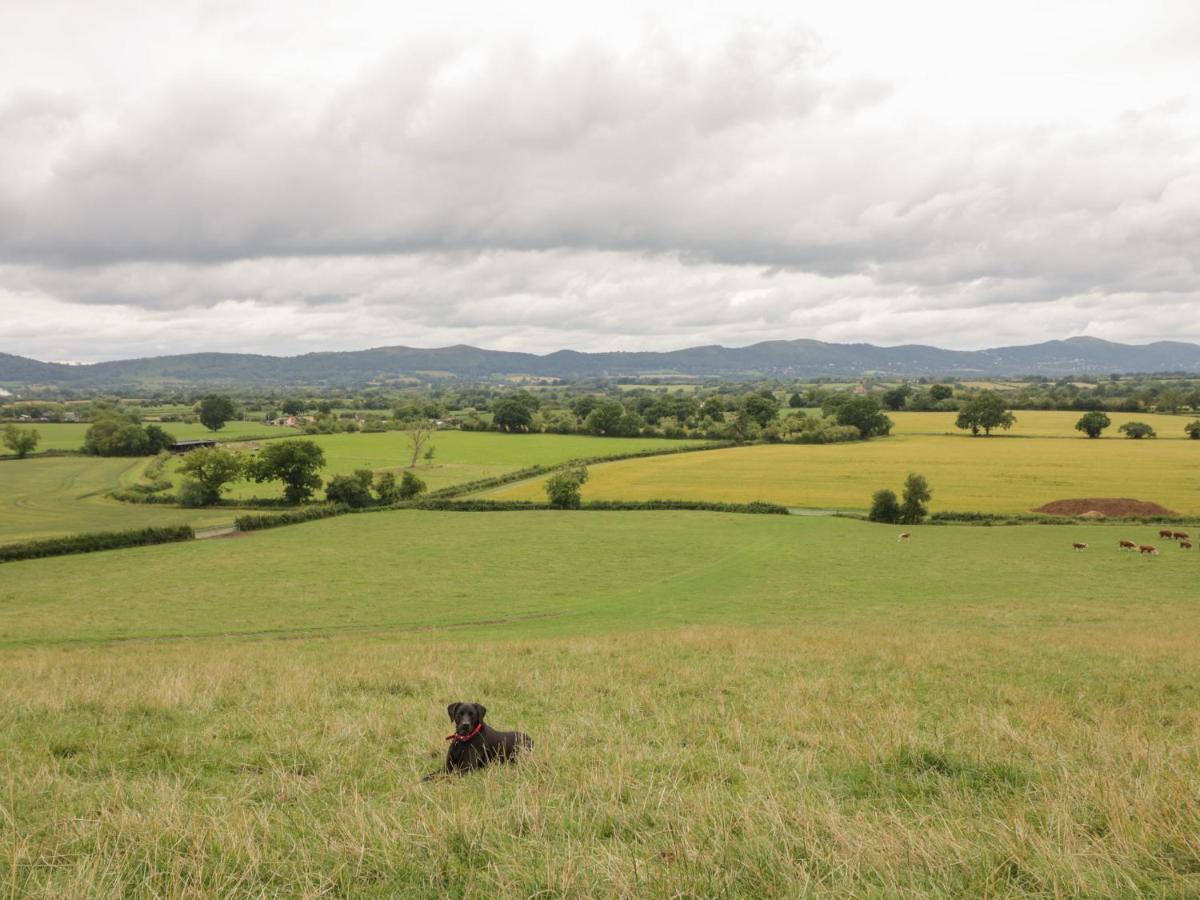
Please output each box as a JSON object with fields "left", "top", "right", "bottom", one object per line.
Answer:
{"left": 1118, "top": 539, "right": 1137, "bottom": 551}
{"left": 1139, "top": 544, "right": 1158, "bottom": 556}
{"left": 1072, "top": 542, "right": 1088, "bottom": 551}
{"left": 897, "top": 532, "right": 911, "bottom": 542}
{"left": 1181, "top": 541, "right": 1192, "bottom": 550}
{"left": 1159, "top": 529, "right": 1175, "bottom": 539}
{"left": 1173, "top": 531, "right": 1190, "bottom": 541}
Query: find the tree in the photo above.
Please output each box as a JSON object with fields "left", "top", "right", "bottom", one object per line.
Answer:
{"left": 177, "top": 446, "right": 245, "bottom": 506}
{"left": 249, "top": 439, "right": 326, "bottom": 503}
{"left": 881, "top": 385, "right": 912, "bottom": 411}
{"left": 545, "top": 467, "right": 588, "bottom": 508}
{"left": 868, "top": 488, "right": 901, "bottom": 523}
{"left": 955, "top": 391, "right": 1016, "bottom": 436}
{"left": 700, "top": 397, "right": 726, "bottom": 422}
{"left": 492, "top": 397, "right": 535, "bottom": 432}
{"left": 928, "top": 384, "right": 953, "bottom": 402}
{"left": 83, "top": 413, "right": 175, "bottom": 456}
{"left": 325, "top": 469, "right": 375, "bottom": 507}
{"left": 570, "top": 396, "right": 599, "bottom": 420}
{"left": 833, "top": 396, "right": 893, "bottom": 439}
{"left": 584, "top": 400, "right": 626, "bottom": 436}
{"left": 197, "top": 394, "right": 237, "bottom": 431}
{"left": 899, "top": 473, "right": 932, "bottom": 525}
{"left": 280, "top": 399, "right": 305, "bottom": 416}
{"left": 1075, "top": 411, "right": 1111, "bottom": 439}
{"left": 1119, "top": 421, "right": 1156, "bottom": 439}
{"left": 742, "top": 393, "right": 780, "bottom": 428}
{"left": 788, "top": 392, "right": 805, "bottom": 409}
{"left": 398, "top": 470, "right": 426, "bottom": 500}
{"left": 1186, "top": 420, "right": 1200, "bottom": 440}
{"left": 406, "top": 420, "right": 436, "bottom": 467}
{"left": 2, "top": 424, "right": 39, "bottom": 458}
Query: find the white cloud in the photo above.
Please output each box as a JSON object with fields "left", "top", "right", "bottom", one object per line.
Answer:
{"left": 0, "top": 0, "right": 1198, "bottom": 360}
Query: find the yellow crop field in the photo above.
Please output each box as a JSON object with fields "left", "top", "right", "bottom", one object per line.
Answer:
{"left": 889, "top": 410, "right": 1197, "bottom": 438}
{"left": 487, "top": 435, "right": 1200, "bottom": 514}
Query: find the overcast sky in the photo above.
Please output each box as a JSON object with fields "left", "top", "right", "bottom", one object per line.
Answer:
{"left": 1, "top": 0, "right": 1198, "bottom": 362}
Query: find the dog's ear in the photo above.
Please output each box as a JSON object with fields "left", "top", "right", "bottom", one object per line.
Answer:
{"left": 473, "top": 703, "right": 487, "bottom": 721}
{"left": 446, "top": 702, "right": 462, "bottom": 721}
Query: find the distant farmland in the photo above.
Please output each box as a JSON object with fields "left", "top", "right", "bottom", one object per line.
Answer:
{"left": 489, "top": 413, "right": 1200, "bottom": 514}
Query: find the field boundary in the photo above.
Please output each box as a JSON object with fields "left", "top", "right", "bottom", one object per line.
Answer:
{"left": 0, "top": 525, "right": 196, "bottom": 564}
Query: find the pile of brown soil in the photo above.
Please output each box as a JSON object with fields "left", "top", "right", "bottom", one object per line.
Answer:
{"left": 1031, "top": 498, "right": 1178, "bottom": 517}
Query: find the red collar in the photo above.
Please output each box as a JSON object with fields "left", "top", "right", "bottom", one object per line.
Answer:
{"left": 446, "top": 722, "right": 483, "bottom": 742}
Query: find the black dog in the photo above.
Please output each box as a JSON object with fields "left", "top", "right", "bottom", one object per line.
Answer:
{"left": 423, "top": 702, "right": 532, "bottom": 781}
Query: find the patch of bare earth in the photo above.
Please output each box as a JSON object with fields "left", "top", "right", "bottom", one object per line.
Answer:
{"left": 1032, "top": 498, "right": 1178, "bottom": 517}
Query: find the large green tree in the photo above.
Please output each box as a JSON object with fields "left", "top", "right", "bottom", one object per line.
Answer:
{"left": 83, "top": 413, "right": 175, "bottom": 456}
{"left": 899, "top": 473, "right": 932, "bottom": 524}
{"left": 1118, "top": 421, "right": 1156, "bottom": 440}
{"left": 955, "top": 392, "right": 1016, "bottom": 436}
{"left": 544, "top": 467, "right": 588, "bottom": 508}
{"left": 831, "top": 396, "right": 893, "bottom": 439}
{"left": 2, "top": 424, "right": 39, "bottom": 458}
{"left": 248, "top": 439, "right": 326, "bottom": 503}
{"left": 584, "top": 400, "right": 626, "bottom": 436}
{"left": 177, "top": 446, "right": 246, "bottom": 506}
{"left": 1074, "top": 411, "right": 1111, "bottom": 438}
{"left": 197, "top": 394, "right": 238, "bottom": 432}
{"left": 742, "top": 393, "right": 780, "bottom": 428}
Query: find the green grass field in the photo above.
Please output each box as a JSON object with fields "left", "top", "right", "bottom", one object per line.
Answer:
{"left": 3, "top": 512, "right": 1199, "bottom": 895}
{"left": 15, "top": 420, "right": 300, "bottom": 452}
{"left": 489, "top": 432, "right": 1200, "bottom": 514}
{"left": 0, "top": 457, "right": 235, "bottom": 544}
{"left": 199, "top": 431, "right": 710, "bottom": 500}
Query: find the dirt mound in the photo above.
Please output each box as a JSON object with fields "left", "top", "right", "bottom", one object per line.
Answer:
{"left": 1032, "top": 498, "right": 1178, "bottom": 517}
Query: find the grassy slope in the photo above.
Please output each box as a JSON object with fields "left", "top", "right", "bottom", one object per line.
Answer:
{"left": 2, "top": 512, "right": 1199, "bottom": 894}
{"left": 0, "top": 457, "right": 234, "bottom": 544}
{"left": 488, "top": 436, "right": 1200, "bottom": 513}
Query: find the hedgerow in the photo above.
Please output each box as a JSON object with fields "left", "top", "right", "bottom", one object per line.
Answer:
{"left": 0, "top": 525, "right": 195, "bottom": 564}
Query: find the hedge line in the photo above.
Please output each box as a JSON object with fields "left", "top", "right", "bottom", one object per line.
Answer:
{"left": 411, "top": 498, "right": 787, "bottom": 514}
{"left": 929, "top": 511, "right": 1200, "bottom": 526}
{"left": 0, "top": 525, "right": 195, "bottom": 564}
{"left": 234, "top": 504, "right": 352, "bottom": 531}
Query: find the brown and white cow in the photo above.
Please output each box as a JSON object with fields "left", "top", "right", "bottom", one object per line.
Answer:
{"left": 1173, "top": 531, "right": 1190, "bottom": 541}
{"left": 1139, "top": 544, "right": 1159, "bottom": 556}
{"left": 897, "top": 532, "right": 912, "bottom": 542}
{"left": 1181, "top": 541, "right": 1192, "bottom": 550}
{"left": 1159, "top": 529, "right": 1175, "bottom": 539}
{"left": 1072, "top": 542, "right": 1088, "bottom": 551}
{"left": 1118, "top": 539, "right": 1137, "bottom": 551}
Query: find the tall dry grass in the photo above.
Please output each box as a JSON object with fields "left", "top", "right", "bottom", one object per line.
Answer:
{"left": 3, "top": 619, "right": 1198, "bottom": 897}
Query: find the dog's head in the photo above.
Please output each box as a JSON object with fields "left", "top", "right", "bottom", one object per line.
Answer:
{"left": 446, "top": 702, "right": 487, "bottom": 736}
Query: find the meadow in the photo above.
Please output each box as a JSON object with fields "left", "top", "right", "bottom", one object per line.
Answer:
{"left": 16, "top": 420, "right": 300, "bottom": 453}
{"left": 2, "top": 512, "right": 1199, "bottom": 895}
{"left": 197, "top": 430, "right": 710, "bottom": 500}
{"left": 0, "top": 456, "right": 235, "bottom": 544}
{"left": 888, "top": 409, "right": 1199, "bottom": 439}
{"left": 489, "top": 428, "right": 1200, "bottom": 514}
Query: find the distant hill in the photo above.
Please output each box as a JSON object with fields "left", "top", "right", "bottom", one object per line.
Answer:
{"left": 4, "top": 337, "right": 1200, "bottom": 390}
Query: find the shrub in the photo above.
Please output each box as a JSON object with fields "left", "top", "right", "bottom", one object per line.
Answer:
{"left": 398, "top": 470, "right": 427, "bottom": 500}
{"left": 1119, "top": 421, "right": 1156, "bottom": 439}
{"left": 178, "top": 478, "right": 211, "bottom": 508}
{"left": 868, "top": 489, "right": 902, "bottom": 523}
{"left": 325, "top": 470, "right": 375, "bottom": 508}
{"left": 1185, "top": 420, "right": 1200, "bottom": 440}
{"left": 545, "top": 467, "right": 589, "bottom": 508}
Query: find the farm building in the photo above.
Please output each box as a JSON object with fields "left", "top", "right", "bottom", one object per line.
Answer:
{"left": 168, "top": 439, "right": 218, "bottom": 453}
